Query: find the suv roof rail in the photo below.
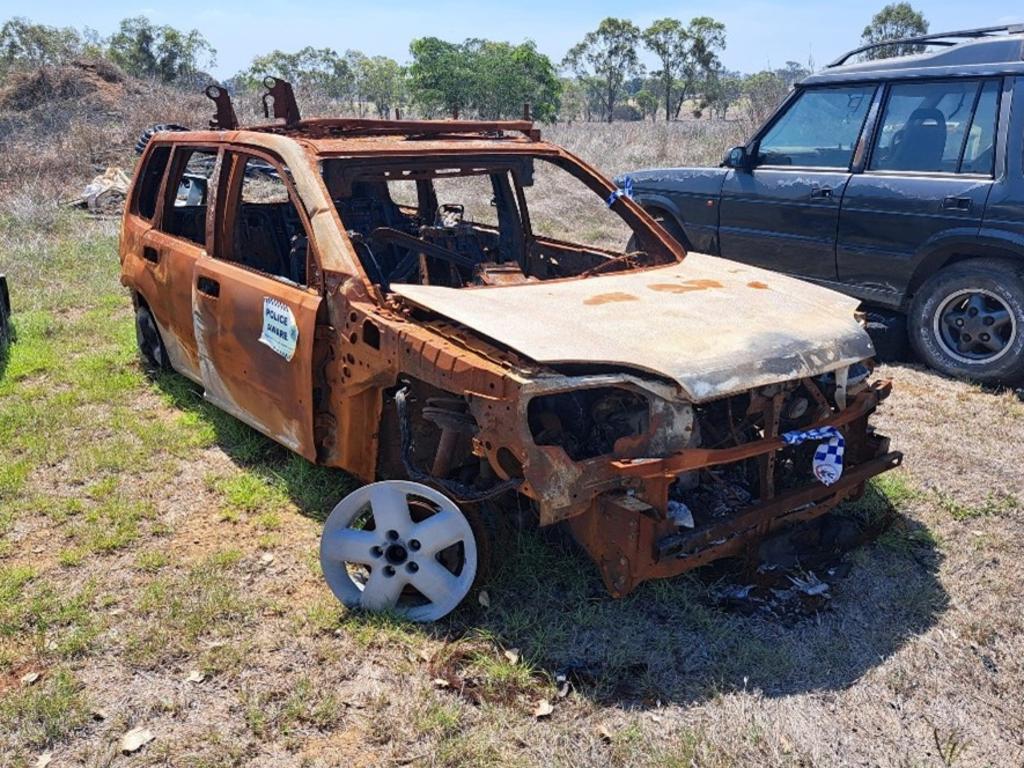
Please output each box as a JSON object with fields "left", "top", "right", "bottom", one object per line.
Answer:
{"left": 828, "top": 23, "right": 1024, "bottom": 67}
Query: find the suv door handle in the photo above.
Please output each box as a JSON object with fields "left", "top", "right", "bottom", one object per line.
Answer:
{"left": 196, "top": 276, "right": 220, "bottom": 298}
{"left": 810, "top": 186, "right": 834, "bottom": 199}
{"left": 142, "top": 246, "right": 160, "bottom": 264}
{"left": 941, "top": 196, "right": 973, "bottom": 212}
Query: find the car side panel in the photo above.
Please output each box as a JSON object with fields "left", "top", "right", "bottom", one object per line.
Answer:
{"left": 192, "top": 257, "right": 322, "bottom": 460}
{"left": 977, "top": 76, "right": 1024, "bottom": 268}
{"left": 121, "top": 212, "right": 204, "bottom": 380}
{"left": 629, "top": 168, "right": 728, "bottom": 254}
{"left": 836, "top": 175, "right": 992, "bottom": 295}
{"left": 718, "top": 168, "right": 850, "bottom": 279}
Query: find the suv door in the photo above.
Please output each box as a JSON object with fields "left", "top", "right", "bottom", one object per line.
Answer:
{"left": 837, "top": 79, "right": 1001, "bottom": 300}
{"left": 192, "top": 148, "right": 323, "bottom": 461}
{"left": 719, "top": 84, "right": 877, "bottom": 278}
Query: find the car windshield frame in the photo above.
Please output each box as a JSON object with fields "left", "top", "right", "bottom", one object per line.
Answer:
{"left": 316, "top": 148, "right": 685, "bottom": 295}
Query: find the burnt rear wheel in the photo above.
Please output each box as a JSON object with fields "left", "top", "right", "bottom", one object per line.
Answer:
{"left": 135, "top": 305, "right": 170, "bottom": 372}
{"left": 909, "top": 258, "right": 1024, "bottom": 385}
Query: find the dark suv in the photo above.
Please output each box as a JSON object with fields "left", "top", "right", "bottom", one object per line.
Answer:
{"left": 624, "top": 26, "right": 1024, "bottom": 384}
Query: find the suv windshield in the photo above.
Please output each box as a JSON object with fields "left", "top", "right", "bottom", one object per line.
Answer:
{"left": 321, "top": 155, "right": 676, "bottom": 290}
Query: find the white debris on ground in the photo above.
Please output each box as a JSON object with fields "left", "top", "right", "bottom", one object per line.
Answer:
{"left": 70, "top": 167, "right": 131, "bottom": 214}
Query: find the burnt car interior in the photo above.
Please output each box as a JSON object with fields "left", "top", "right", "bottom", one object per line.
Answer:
{"left": 321, "top": 156, "right": 677, "bottom": 291}
{"left": 221, "top": 155, "right": 308, "bottom": 285}
{"left": 162, "top": 147, "right": 217, "bottom": 247}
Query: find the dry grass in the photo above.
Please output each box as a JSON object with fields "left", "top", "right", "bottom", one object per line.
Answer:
{"left": 1, "top": 96, "right": 1022, "bottom": 767}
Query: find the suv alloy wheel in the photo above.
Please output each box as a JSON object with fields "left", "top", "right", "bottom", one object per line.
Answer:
{"left": 909, "top": 258, "right": 1024, "bottom": 385}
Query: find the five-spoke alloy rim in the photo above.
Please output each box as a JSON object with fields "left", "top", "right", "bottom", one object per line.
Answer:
{"left": 934, "top": 288, "right": 1017, "bottom": 365}
{"left": 319, "top": 481, "right": 477, "bottom": 622}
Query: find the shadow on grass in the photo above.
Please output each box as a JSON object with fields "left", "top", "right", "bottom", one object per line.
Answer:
{"left": 436, "top": 488, "right": 946, "bottom": 707}
{"left": 153, "top": 371, "right": 947, "bottom": 707}
{"left": 153, "top": 372, "right": 357, "bottom": 521}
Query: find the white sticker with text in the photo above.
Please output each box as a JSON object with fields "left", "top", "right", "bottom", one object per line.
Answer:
{"left": 259, "top": 297, "right": 298, "bottom": 361}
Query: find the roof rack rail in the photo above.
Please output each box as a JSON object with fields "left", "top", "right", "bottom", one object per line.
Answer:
{"left": 246, "top": 117, "right": 542, "bottom": 141}
{"left": 829, "top": 23, "right": 1024, "bottom": 67}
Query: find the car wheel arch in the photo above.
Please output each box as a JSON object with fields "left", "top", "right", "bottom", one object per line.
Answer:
{"left": 637, "top": 203, "right": 693, "bottom": 250}
{"left": 906, "top": 243, "right": 1024, "bottom": 304}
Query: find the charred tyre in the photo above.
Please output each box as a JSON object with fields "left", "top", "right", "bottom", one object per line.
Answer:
{"left": 134, "top": 123, "right": 189, "bottom": 155}
{"left": 134, "top": 304, "right": 170, "bottom": 372}
{"left": 0, "top": 275, "right": 11, "bottom": 349}
{"left": 909, "top": 259, "right": 1024, "bottom": 385}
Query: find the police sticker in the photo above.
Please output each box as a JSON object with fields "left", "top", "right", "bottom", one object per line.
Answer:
{"left": 259, "top": 297, "right": 299, "bottom": 361}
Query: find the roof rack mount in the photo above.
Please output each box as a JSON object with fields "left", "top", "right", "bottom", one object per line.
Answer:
{"left": 829, "top": 23, "right": 1024, "bottom": 67}
{"left": 202, "top": 76, "right": 541, "bottom": 141}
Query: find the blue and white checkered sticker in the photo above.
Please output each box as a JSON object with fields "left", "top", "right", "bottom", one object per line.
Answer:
{"left": 607, "top": 176, "right": 634, "bottom": 207}
{"left": 781, "top": 426, "right": 845, "bottom": 486}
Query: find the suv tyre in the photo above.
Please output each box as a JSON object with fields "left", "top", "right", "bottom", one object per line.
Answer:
{"left": 909, "top": 258, "right": 1024, "bottom": 385}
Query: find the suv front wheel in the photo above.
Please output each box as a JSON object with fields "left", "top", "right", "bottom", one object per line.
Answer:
{"left": 909, "top": 258, "right": 1024, "bottom": 385}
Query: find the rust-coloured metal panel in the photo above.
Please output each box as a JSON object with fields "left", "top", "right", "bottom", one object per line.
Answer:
{"left": 193, "top": 257, "right": 322, "bottom": 460}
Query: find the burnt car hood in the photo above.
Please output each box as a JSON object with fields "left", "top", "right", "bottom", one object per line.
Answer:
{"left": 391, "top": 253, "right": 874, "bottom": 402}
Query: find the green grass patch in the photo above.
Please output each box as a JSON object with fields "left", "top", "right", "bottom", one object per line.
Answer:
{"left": 60, "top": 496, "right": 153, "bottom": 566}
{"left": 934, "top": 489, "right": 1021, "bottom": 521}
{"left": 0, "top": 668, "right": 88, "bottom": 750}
{"left": 242, "top": 676, "right": 346, "bottom": 739}
{"left": 124, "top": 549, "right": 259, "bottom": 667}
{"left": 0, "top": 565, "right": 100, "bottom": 664}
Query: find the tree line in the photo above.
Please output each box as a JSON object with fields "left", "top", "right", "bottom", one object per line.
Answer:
{"left": 0, "top": 4, "right": 929, "bottom": 123}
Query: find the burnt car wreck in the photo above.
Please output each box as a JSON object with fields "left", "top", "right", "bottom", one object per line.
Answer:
{"left": 121, "top": 79, "right": 900, "bottom": 621}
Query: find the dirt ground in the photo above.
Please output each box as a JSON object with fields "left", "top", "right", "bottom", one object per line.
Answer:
{"left": 1, "top": 114, "right": 1023, "bottom": 767}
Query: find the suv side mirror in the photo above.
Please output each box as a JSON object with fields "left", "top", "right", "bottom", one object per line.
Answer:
{"left": 723, "top": 146, "right": 750, "bottom": 170}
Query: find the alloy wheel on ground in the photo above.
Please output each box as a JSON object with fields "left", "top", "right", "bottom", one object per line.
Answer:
{"left": 319, "top": 481, "right": 478, "bottom": 622}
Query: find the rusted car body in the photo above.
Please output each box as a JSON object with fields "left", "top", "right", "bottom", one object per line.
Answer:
{"left": 120, "top": 83, "right": 899, "bottom": 605}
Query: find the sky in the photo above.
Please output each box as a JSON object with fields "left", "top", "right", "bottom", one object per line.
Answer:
{"left": 3, "top": 0, "right": 1023, "bottom": 78}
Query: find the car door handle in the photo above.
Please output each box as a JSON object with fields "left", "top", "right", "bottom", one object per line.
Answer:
{"left": 941, "top": 196, "right": 973, "bottom": 212}
{"left": 196, "top": 276, "right": 220, "bottom": 298}
{"left": 142, "top": 246, "right": 160, "bottom": 264}
{"left": 809, "top": 186, "right": 834, "bottom": 199}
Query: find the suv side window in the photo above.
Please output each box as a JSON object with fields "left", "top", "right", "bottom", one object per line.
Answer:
{"left": 757, "top": 85, "right": 875, "bottom": 168}
{"left": 159, "top": 147, "right": 219, "bottom": 246}
{"left": 219, "top": 153, "right": 310, "bottom": 286}
{"left": 133, "top": 145, "right": 171, "bottom": 220}
{"left": 961, "top": 80, "right": 1000, "bottom": 175}
{"left": 870, "top": 79, "right": 999, "bottom": 174}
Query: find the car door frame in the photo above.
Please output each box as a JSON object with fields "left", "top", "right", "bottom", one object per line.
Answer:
{"left": 835, "top": 76, "right": 1003, "bottom": 304}
{"left": 192, "top": 143, "right": 325, "bottom": 462}
{"left": 123, "top": 141, "right": 221, "bottom": 383}
{"left": 718, "top": 82, "right": 881, "bottom": 279}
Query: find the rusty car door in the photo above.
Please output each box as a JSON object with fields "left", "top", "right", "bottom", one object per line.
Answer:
{"left": 122, "top": 143, "right": 216, "bottom": 380}
{"left": 192, "top": 148, "right": 323, "bottom": 461}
